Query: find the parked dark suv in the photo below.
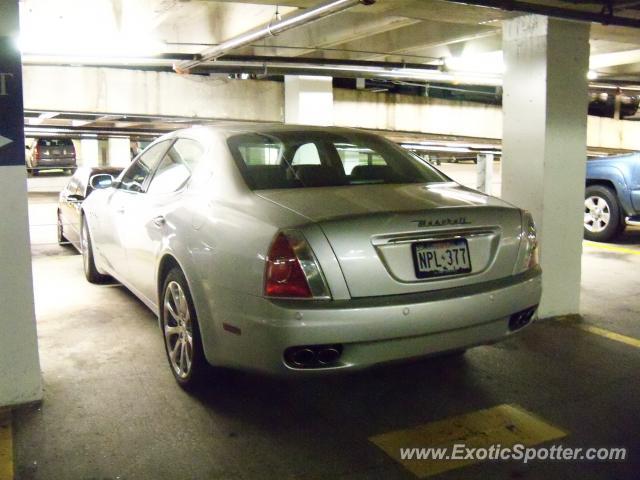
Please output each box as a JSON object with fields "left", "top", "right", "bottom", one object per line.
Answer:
{"left": 26, "top": 137, "right": 77, "bottom": 175}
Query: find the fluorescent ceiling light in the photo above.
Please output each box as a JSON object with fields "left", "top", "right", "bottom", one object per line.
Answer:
{"left": 444, "top": 51, "right": 505, "bottom": 75}
{"left": 17, "top": 32, "right": 165, "bottom": 58}
{"left": 402, "top": 144, "right": 473, "bottom": 153}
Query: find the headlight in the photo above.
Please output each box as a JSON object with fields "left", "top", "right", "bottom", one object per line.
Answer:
{"left": 515, "top": 210, "right": 539, "bottom": 273}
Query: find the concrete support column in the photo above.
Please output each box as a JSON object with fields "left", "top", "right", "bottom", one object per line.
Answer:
{"left": 0, "top": 0, "right": 42, "bottom": 406}
{"left": 284, "top": 75, "right": 333, "bottom": 126}
{"left": 99, "top": 139, "right": 109, "bottom": 167}
{"left": 107, "top": 137, "right": 132, "bottom": 168}
{"left": 475, "top": 153, "right": 494, "bottom": 194}
{"left": 79, "top": 138, "right": 100, "bottom": 167}
{"left": 502, "top": 15, "right": 590, "bottom": 317}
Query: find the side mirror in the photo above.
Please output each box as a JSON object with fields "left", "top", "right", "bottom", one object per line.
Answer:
{"left": 89, "top": 174, "right": 114, "bottom": 190}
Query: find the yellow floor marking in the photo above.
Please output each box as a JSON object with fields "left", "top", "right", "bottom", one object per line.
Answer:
{"left": 0, "top": 409, "right": 12, "bottom": 480}
{"left": 583, "top": 241, "right": 640, "bottom": 256}
{"left": 578, "top": 324, "right": 640, "bottom": 349}
{"left": 370, "top": 404, "right": 567, "bottom": 478}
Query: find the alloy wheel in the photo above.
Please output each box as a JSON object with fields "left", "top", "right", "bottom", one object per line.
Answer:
{"left": 163, "top": 281, "right": 194, "bottom": 379}
{"left": 81, "top": 222, "right": 90, "bottom": 273}
{"left": 584, "top": 195, "right": 611, "bottom": 233}
{"left": 57, "top": 214, "right": 64, "bottom": 243}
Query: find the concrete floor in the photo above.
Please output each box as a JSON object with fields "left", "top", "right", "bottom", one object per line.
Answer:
{"left": 10, "top": 169, "right": 640, "bottom": 479}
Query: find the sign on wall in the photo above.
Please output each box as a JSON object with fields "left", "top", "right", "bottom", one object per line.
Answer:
{"left": 0, "top": 36, "right": 25, "bottom": 167}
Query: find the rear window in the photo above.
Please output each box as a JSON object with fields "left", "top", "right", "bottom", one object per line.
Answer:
{"left": 227, "top": 131, "right": 449, "bottom": 190}
{"left": 37, "top": 138, "right": 74, "bottom": 147}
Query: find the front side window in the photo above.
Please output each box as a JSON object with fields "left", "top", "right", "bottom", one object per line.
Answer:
{"left": 65, "top": 175, "right": 80, "bottom": 197}
{"left": 227, "top": 131, "right": 449, "bottom": 190}
{"left": 118, "top": 140, "right": 170, "bottom": 193}
{"left": 146, "top": 139, "right": 203, "bottom": 194}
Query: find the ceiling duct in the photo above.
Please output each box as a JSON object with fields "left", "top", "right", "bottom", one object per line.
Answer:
{"left": 174, "top": 0, "right": 376, "bottom": 73}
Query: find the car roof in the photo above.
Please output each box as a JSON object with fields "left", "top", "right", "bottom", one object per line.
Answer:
{"left": 165, "top": 123, "right": 369, "bottom": 139}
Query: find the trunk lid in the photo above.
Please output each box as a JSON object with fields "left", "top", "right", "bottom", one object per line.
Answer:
{"left": 257, "top": 183, "right": 524, "bottom": 297}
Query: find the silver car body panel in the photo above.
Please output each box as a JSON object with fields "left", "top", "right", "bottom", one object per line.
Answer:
{"left": 82, "top": 125, "right": 542, "bottom": 375}
{"left": 256, "top": 184, "right": 523, "bottom": 297}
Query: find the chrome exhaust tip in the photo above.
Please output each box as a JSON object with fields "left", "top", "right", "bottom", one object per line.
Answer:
{"left": 289, "top": 348, "right": 316, "bottom": 368}
{"left": 509, "top": 306, "right": 537, "bottom": 331}
{"left": 317, "top": 347, "right": 341, "bottom": 365}
{"left": 284, "top": 344, "right": 343, "bottom": 369}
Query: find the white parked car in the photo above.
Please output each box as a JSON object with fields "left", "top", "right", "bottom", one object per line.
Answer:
{"left": 81, "top": 125, "right": 542, "bottom": 388}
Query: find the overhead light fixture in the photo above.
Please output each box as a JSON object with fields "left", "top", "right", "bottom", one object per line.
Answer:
{"left": 444, "top": 51, "right": 505, "bottom": 75}
{"left": 401, "top": 144, "right": 473, "bottom": 153}
{"left": 29, "top": 112, "right": 59, "bottom": 126}
{"left": 17, "top": 33, "right": 165, "bottom": 58}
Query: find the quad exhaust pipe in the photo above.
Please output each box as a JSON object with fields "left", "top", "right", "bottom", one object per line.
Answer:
{"left": 509, "top": 306, "right": 537, "bottom": 331}
{"left": 285, "top": 344, "right": 343, "bottom": 369}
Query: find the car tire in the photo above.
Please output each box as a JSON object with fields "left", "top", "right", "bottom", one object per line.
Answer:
{"left": 160, "top": 267, "right": 208, "bottom": 390}
{"left": 57, "top": 210, "right": 69, "bottom": 246}
{"left": 584, "top": 185, "right": 622, "bottom": 242}
{"left": 81, "top": 217, "right": 110, "bottom": 283}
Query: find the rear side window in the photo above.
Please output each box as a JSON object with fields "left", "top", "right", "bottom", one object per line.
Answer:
{"left": 146, "top": 139, "right": 203, "bottom": 194}
{"left": 227, "top": 131, "right": 449, "bottom": 190}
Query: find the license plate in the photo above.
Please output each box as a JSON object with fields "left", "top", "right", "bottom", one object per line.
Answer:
{"left": 411, "top": 239, "right": 472, "bottom": 279}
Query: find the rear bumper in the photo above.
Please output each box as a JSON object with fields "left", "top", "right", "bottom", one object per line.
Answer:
{"left": 206, "top": 267, "right": 542, "bottom": 375}
{"left": 30, "top": 157, "right": 76, "bottom": 169}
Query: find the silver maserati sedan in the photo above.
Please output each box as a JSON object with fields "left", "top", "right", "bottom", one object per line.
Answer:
{"left": 81, "top": 125, "right": 542, "bottom": 388}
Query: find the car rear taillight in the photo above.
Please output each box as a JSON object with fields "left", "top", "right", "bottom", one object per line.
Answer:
{"left": 264, "top": 231, "right": 331, "bottom": 300}
{"left": 515, "top": 210, "right": 539, "bottom": 273}
{"left": 33, "top": 144, "right": 40, "bottom": 159}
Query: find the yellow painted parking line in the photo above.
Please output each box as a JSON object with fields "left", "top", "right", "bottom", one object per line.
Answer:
{"left": 370, "top": 404, "right": 567, "bottom": 478}
{"left": 583, "top": 241, "right": 640, "bottom": 256}
{"left": 578, "top": 324, "right": 640, "bottom": 349}
{"left": 0, "top": 409, "right": 12, "bottom": 480}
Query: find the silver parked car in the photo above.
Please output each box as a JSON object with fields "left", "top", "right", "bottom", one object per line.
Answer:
{"left": 81, "top": 125, "right": 542, "bottom": 388}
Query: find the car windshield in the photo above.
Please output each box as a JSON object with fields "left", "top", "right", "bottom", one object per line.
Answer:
{"left": 227, "top": 130, "right": 450, "bottom": 190}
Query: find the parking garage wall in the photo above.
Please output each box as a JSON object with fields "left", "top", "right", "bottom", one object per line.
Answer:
{"left": 333, "top": 88, "right": 503, "bottom": 139}
{"left": 22, "top": 66, "right": 283, "bottom": 123}
{"left": 22, "top": 66, "right": 640, "bottom": 151}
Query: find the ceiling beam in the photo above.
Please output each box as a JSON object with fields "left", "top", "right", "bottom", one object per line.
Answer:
{"left": 442, "top": 0, "right": 640, "bottom": 29}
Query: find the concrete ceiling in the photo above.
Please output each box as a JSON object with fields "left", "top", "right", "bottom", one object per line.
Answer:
{"left": 17, "top": 0, "right": 640, "bottom": 83}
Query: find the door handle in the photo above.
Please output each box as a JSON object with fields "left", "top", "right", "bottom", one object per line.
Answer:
{"left": 116, "top": 207, "right": 125, "bottom": 214}
{"left": 153, "top": 216, "right": 166, "bottom": 227}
